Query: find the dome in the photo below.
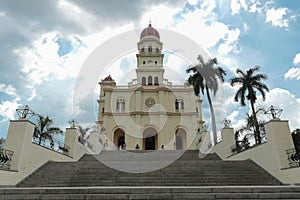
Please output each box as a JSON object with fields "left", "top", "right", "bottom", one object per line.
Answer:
{"left": 103, "top": 75, "right": 113, "bottom": 81}
{"left": 140, "top": 23, "right": 160, "bottom": 40}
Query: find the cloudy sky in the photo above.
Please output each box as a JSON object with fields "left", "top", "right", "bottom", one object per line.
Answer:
{"left": 1, "top": 0, "right": 300, "bottom": 139}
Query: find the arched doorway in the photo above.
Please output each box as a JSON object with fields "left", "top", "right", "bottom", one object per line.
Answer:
{"left": 113, "top": 128, "right": 125, "bottom": 149}
{"left": 143, "top": 127, "right": 157, "bottom": 150}
{"left": 175, "top": 128, "right": 187, "bottom": 150}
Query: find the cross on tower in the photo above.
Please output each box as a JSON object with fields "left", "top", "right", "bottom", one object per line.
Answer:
{"left": 264, "top": 105, "right": 283, "bottom": 119}
{"left": 16, "top": 105, "right": 35, "bottom": 119}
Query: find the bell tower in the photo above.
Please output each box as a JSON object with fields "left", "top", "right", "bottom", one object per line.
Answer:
{"left": 136, "top": 23, "right": 164, "bottom": 86}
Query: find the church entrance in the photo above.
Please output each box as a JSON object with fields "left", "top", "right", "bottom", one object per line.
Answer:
{"left": 143, "top": 127, "right": 157, "bottom": 150}
{"left": 175, "top": 128, "right": 187, "bottom": 150}
{"left": 145, "top": 136, "right": 156, "bottom": 150}
{"left": 113, "top": 128, "right": 125, "bottom": 149}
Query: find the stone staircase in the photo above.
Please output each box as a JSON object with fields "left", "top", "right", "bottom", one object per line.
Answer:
{"left": 1, "top": 150, "right": 299, "bottom": 199}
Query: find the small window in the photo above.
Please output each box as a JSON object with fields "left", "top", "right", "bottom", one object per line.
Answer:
{"left": 102, "top": 107, "right": 104, "bottom": 113}
{"left": 154, "top": 77, "right": 158, "bottom": 85}
{"left": 196, "top": 107, "right": 199, "bottom": 113}
{"left": 148, "top": 76, "right": 152, "bottom": 85}
{"left": 116, "top": 98, "right": 125, "bottom": 112}
{"left": 155, "top": 61, "right": 157, "bottom": 65}
{"left": 141, "top": 48, "right": 144, "bottom": 52}
{"left": 142, "top": 77, "right": 146, "bottom": 86}
{"left": 175, "top": 100, "right": 179, "bottom": 111}
{"left": 175, "top": 99, "right": 184, "bottom": 112}
{"left": 148, "top": 46, "right": 152, "bottom": 53}
{"left": 143, "top": 61, "right": 145, "bottom": 64}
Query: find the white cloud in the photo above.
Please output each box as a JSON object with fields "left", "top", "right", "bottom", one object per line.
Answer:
{"left": 227, "top": 110, "right": 239, "bottom": 123}
{"left": 200, "top": 0, "right": 216, "bottom": 15}
{"left": 170, "top": 6, "right": 239, "bottom": 52}
{"left": 266, "top": 7, "right": 289, "bottom": 28}
{"left": 217, "top": 28, "right": 240, "bottom": 55}
{"left": 27, "top": 88, "right": 37, "bottom": 101}
{"left": 249, "top": 0, "right": 263, "bottom": 13}
{"left": 0, "top": 84, "right": 18, "bottom": 97}
{"left": 284, "top": 68, "right": 300, "bottom": 80}
{"left": 58, "top": 0, "right": 97, "bottom": 32}
{"left": 0, "top": 11, "right": 6, "bottom": 17}
{"left": 187, "top": 0, "right": 198, "bottom": 6}
{"left": 293, "top": 53, "right": 300, "bottom": 65}
{"left": 0, "top": 100, "right": 20, "bottom": 120}
{"left": 15, "top": 32, "right": 89, "bottom": 85}
{"left": 164, "top": 53, "right": 189, "bottom": 85}
{"left": 140, "top": 5, "right": 180, "bottom": 28}
{"left": 261, "top": 88, "right": 300, "bottom": 131}
{"left": 240, "top": 0, "right": 248, "bottom": 11}
{"left": 231, "top": 0, "right": 241, "bottom": 15}
{"left": 231, "top": 0, "right": 248, "bottom": 15}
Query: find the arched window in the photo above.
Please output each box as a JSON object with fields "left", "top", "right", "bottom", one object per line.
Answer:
{"left": 142, "top": 77, "right": 146, "bottom": 86}
{"left": 175, "top": 98, "right": 184, "bottom": 112}
{"left": 148, "top": 76, "right": 152, "bottom": 85}
{"left": 116, "top": 98, "right": 125, "bottom": 112}
{"left": 154, "top": 77, "right": 159, "bottom": 85}
{"left": 143, "top": 61, "right": 146, "bottom": 64}
{"left": 155, "top": 61, "right": 157, "bottom": 65}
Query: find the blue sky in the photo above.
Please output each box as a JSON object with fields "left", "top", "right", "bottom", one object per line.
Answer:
{"left": 0, "top": 0, "right": 300, "bottom": 139}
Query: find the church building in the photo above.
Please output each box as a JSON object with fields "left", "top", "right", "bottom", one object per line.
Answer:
{"left": 97, "top": 24, "right": 204, "bottom": 150}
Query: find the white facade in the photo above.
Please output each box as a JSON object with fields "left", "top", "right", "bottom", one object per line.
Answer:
{"left": 97, "top": 24, "right": 204, "bottom": 150}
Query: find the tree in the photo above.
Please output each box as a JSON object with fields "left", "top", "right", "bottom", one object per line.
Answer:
{"left": 34, "top": 115, "right": 63, "bottom": 145}
{"left": 187, "top": 55, "right": 226, "bottom": 145}
{"left": 243, "top": 109, "right": 265, "bottom": 132}
{"left": 0, "top": 138, "right": 5, "bottom": 147}
{"left": 230, "top": 66, "right": 269, "bottom": 144}
{"left": 292, "top": 129, "right": 300, "bottom": 154}
{"left": 77, "top": 125, "right": 90, "bottom": 145}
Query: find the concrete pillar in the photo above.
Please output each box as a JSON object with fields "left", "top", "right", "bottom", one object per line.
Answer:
{"left": 64, "top": 128, "right": 79, "bottom": 158}
{"left": 4, "top": 120, "right": 35, "bottom": 171}
{"left": 264, "top": 119, "right": 295, "bottom": 169}
{"left": 213, "top": 126, "right": 235, "bottom": 159}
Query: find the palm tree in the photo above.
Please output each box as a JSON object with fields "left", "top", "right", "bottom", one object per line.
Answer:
{"left": 230, "top": 66, "right": 269, "bottom": 144}
{"left": 34, "top": 115, "right": 63, "bottom": 145}
{"left": 187, "top": 55, "right": 226, "bottom": 145}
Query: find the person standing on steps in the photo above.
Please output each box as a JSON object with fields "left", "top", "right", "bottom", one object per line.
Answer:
{"left": 103, "top": 140, "right": 108, "bottom": 150}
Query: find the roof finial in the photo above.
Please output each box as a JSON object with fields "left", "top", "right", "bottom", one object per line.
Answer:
{"left": 149, "top": 20, "right": 152, "bottom": 27}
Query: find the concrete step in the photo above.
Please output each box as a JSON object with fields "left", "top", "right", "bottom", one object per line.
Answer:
{"left": 0, "top": 187, "right": 299, "bottom": 200}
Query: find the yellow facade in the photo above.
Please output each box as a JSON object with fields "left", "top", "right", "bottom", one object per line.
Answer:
{"left": 97, "top": 24, "right": 204, "bottom": 150}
